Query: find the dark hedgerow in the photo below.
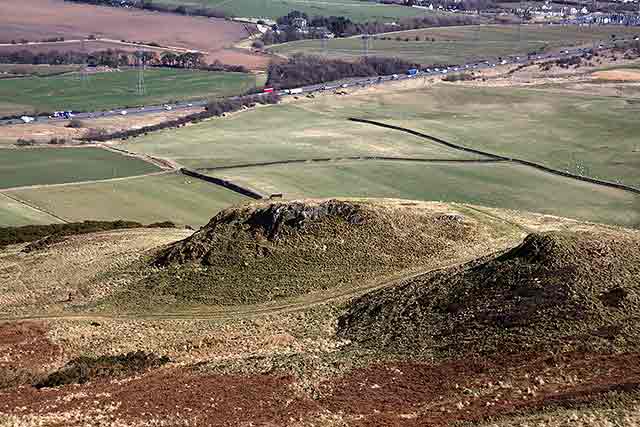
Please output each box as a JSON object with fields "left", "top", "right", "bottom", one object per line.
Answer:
{"left": 0, "top": 219, "right": 178, "bottom": 250}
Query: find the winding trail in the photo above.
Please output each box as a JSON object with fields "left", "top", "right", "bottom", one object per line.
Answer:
{"left": 0, "top": 256, "right": 489, "bottom": 323}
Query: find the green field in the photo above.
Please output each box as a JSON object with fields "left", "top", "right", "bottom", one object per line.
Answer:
{"left": 121, "top": 103, "right": 484, "bottom": 169}
{"left": 154, "top": 0, "right": 431, "bottom": 21}
{"left": 0, "top": 148, "right": 160, "bottom": 189}
{"left": 119, "top": 80, "right": 640, "bottom": 228}
{"left": 270, "top": 25, "right": 640, "bottom": 64}
{"left": 6, "top": 173, "right": 249, "bottom": 227}
{"left": 216, "top": 160, "right": 640, "bottom": 228}
{"left": 0, "top": 68, "right": 258, "bottom": 115}
{"left": 0, "top": 193, "right": 63, "bottom": 226}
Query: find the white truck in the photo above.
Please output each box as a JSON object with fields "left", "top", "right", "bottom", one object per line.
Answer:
{"left": 289, "top": 88, "right": 303, "bottom": 95}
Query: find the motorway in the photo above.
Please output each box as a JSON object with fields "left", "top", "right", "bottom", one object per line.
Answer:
{"left": 0, "top": 38, "right": 630, "bottom": 127}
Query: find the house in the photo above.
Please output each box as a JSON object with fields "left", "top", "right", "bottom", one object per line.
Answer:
{"left": 291, "top": 17, "right": 308, "bottom": 29}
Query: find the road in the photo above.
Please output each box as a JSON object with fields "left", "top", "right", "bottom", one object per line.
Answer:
{"left": 1, "top": 38, "right": 632, "bottom": 126}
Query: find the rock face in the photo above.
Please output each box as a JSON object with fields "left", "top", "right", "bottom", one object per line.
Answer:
{"left": 338, "top": 230, "right": 640, "bottom": 357}
{"left": 153, "top": 200, "right": 365, "bottom": 267}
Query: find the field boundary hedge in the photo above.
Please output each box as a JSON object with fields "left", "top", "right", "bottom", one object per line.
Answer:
{"left": 349, "top": 118, "right": 640, "bottom": 195}
{"left": 181, "top": 168, "right": 263, "bottom": 200}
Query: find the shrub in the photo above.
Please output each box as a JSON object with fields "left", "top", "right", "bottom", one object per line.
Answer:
{"left": 66, "top": 118, "right": 86, "bottom": 128}
{"left": 35, "top": 352, "right": 170, "bottom": 389}
{"left": 252, "top": 39, "right": 265, "bottom": 49}
{"left": 15, "top": 138, "right": 37, "bottom": 146}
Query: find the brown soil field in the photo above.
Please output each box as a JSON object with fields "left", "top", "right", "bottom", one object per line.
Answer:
{"left": 0, "top": 0, "right": 271, "bottom": 69}
{"left": 0, "top": 40, "right": 170, "bottom": 56}
{"left": 592, "top": 68, "right": 640, "bottom": 82}
{"left": 0, "top": 107, "right": 202, "bottom": 145}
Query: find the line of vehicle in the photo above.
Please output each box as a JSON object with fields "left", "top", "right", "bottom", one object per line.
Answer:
{"left": 2, "top": 37, "right": 631, "bottom": 127}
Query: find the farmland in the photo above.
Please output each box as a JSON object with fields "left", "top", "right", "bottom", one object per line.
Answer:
{"left": 0, "top": 147, "right": 160, "bottom": 189}
{"left": 121, "top": 102, "right": 483, "bottom": 169}
{"left": 151, "top": 0, "right": 432, "bottom": 22}
{"left": 0, "top": 68, "right": 259, "bottom": 116}
{"left": 0, "top": 0, "right": 269, "bottom": 69}
{"left": 5, "top": 173, "right": 249, "bottom": 227}
{"left": 125, "top": 81, "right": 640, "bottom": 188}
{"left": 0, "top": 193, "right": 63, "bottom": 226}
{"left": 120, "top": 78, "right": 640, "bottom": 228}
{"left": 217, "top": 160, "right": 640, "bottom": 227}
{"left": 270, "top": 24, "right": 640, "bottom": 64}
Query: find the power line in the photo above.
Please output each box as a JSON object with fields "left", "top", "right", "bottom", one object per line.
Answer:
{"left": 136, "top": 50, "right": 146, "bottom": 96}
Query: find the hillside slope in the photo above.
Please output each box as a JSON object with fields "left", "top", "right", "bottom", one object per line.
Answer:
{"left": 339, "top": 229, "right": 640, "bottom": 357}
{"left": 114, "top": 199, "right": 518, "bottom": 310}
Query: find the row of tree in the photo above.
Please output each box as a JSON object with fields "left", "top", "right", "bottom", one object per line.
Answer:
{"left": 0, "top": 49, "right": 247, "bottom": 72}
{"left": 265, "top": 54, "right": 420, "bottom": 89}
{"left": 261, "top": 11, "right": 480, "bottom": 45}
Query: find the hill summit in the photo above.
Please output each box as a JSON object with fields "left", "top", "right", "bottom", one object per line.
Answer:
{"left": 338, "top": 230, "right": 640, "bottom": 356}
{"left": 126, "top": 199, "right": 511, "bottom": 308}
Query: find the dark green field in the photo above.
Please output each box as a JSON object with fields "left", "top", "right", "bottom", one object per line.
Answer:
{"left": 0, "top": 68, "right": 258, "bottom": 116}
{"left": 0, "top": 148, "right": 160, "bottom": 189}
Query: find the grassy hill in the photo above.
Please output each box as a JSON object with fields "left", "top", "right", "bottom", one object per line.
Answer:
{"left": 269, "top": 25, "right": 639, "bottom": 64}
{"left": 339, "top": 228, "right": 640, "bottom": 356}
{"left": 2, "top": 198, "right": 639, "bottom": 425}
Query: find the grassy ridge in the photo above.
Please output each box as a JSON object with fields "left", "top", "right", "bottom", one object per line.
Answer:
{"left": 0, "top": 148, "right": 160, "bottom": 189}
{"left": 0, "top": 69, "right": 258, "bottom": 116}
{"left": 270, "top": 25, "right": 639, "bottom": 64}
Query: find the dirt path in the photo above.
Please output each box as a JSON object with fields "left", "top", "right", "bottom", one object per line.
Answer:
{"left": 0, "top": 255, "right": 502, "bottom": 323}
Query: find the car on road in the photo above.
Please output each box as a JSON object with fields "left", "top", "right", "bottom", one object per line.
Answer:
{"left": 164, "top": 105, "right": 172, "bottom": 111}
{"left": 20, "top": 116, "right": 35, "bottom": 123}
{"left": 340, "top": 83, "right": 348, "bottom": 88}
{"left": 120, "top": 110, "right": 127, "bottom": 115}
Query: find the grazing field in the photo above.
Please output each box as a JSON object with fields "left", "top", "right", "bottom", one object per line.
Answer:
{"left": 0, "top": 193, "right": 63, "bottom": 226}
{"left": 120, "top": 79, "right": 640, "bottom": 227}
{"left": 0, "top": 68, "right": 258, "bottom": 115}
{"left": 152, "top": 0, "right": 432, "bottom": 22}
{"left": 0, "top": 0, "right": 269, "bottom": 69}
{"left": 6, "top": 173, "right": 249, "bottom": 226}
{"left": 121, "top": 103, "right": 485, "bottom": 169}
{"left": 216, "top": 160, "right": 640, "bottom": 228}
{"left": 270, "top": 24, "right": 640, "bottom": 64}
{"left": 0, "top": 148, "right": 160, "bottom": 189}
